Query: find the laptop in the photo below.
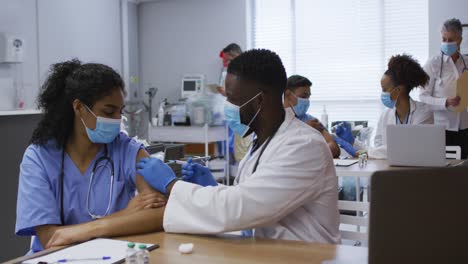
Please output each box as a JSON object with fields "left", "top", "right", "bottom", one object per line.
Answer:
{"left": 386, "top": 124, "right": 446, "bottom": 167}
{"left": 368, "top": 168, "right": 468, "bottom": 263}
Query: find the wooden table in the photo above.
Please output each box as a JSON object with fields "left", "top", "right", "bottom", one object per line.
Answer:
{"left": 6, "top": 233, "right": 368, "bottom": 264}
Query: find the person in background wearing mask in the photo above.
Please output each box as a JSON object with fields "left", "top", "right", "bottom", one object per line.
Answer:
{"left": 283, "top": 75, "right": 340, "bottom": 158}
{"left": 217, "top": 43, "right": 243, "bottom": 96}
{"left": 137, "top": 49, "right": 340, "bottom": 244}
{"left": 335, "top": 54, "right": 433, "bottom": 159}
{"left": 420, "top": 18, "right": 468, "bottom": 159}
{"left": 217, "top": 43, "right": 252, "bottom": 163}
{"left": 15, "top": 59, "right": 166, "bottom": 254}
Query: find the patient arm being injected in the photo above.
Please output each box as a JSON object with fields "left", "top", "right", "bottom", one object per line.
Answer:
{"left": 35, "top": 149, "right": 166, "bottom": 248}
{"left": 305, "top": 119, "right": 341, "bottom": 158}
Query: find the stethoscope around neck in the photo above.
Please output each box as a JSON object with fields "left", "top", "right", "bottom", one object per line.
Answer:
{"left": 59, "top": 145, "right": 115, "bottom": 223}
{"left": 439, "top": 51, "right": 468, "bottom": 79}
{"left": 394, "top": 105, "right": 412, "bottom": 125}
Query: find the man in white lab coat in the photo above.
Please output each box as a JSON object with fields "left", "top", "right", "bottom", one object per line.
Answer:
{"left": 420, "top": 18, "right": 468, "bottom": 158}
{"left": 137, "top": 49, "right": 340, "bottom": 244}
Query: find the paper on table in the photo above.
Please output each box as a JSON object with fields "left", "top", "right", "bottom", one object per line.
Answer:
{"left": 455, "top": 71, "right": 468, "bottom": 112}
{"left": 22, "top": 238, "right": 156, "bottom": 264}
{"left": 334, "top": 159, "right": 358, "bottom": 167}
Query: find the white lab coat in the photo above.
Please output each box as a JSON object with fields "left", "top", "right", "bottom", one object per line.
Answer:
{"left": 163, "top": 108, "right": 341, "bottom": 244}
{"left": 368, "top": 98, "right": 433, "bottom": 159}
{"left": 420, "top": 54, "right": 468, "bottom": 131}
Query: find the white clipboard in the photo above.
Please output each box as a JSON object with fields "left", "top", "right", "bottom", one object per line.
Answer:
{"left": 22, "top": 238, "right": 158, "bottom": 264}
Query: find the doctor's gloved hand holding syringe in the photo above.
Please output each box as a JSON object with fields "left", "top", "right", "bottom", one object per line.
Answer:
{"left": 333, "top": 122, "right": 359, "bottom": 157}
{"left": 136, "top": 157, "right": 218, "bottom": 195}
{"left": 181, "top": 158, "right": 218, "bottom": 187}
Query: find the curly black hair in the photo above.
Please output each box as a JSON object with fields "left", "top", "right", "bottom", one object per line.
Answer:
{"left": 286, "top": 75, "right": 312, "bottom": 91}
{"left": 31, "top": 58, "right": 125, "bottom": 147}
{"left": 384, "top": 54, "right": 429, "bottom": 92}
{"left": 227, "top": 49, "right": 287, "bottom": 94}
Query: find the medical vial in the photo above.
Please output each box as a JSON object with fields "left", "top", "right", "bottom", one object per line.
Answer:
{"left": 358, "top": 153, "right": 368, "bottom": 168}
{"left": 126, "top": 242, "right": 137, "bottom": 264}
{"left": 358, "top": 153, "right": 365, "bottom": 168}
{"left": 136, "top": 244, "right": 150, "bottom": 264}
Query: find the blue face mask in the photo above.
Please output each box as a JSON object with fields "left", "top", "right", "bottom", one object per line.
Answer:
{"left": 292, "top": 95, "right": 310, "bottom": 117}
{"left": 381, "top": 91, "right": 396, "bottom": 109}
{"left": 441, "top": 42, "right": 458, "bottom": 56}
{"left": 224, "top": 93, "right": 262, "bottom": 137}
{"left": 81, "top": 105, "right": 121, "bottom": 144}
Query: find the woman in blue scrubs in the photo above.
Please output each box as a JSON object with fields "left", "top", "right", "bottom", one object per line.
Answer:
{"left": 15, "top": 59, "right": 166, "bottom": 253}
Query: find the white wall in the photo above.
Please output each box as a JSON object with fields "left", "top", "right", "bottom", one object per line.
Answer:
{"left": 1, "top": 0, "right": 466, "bottom": 111}
{"left": 428, "top": 0, "right": 468, "bottom": 57}
{"left": 138, "top": 0, "right": 468, "bottom": 114}
{"left": 0, "top": 0, "right": 39, "bottom": 110}
{"left": 126, "top": 1, "right": 140, "bottom": 100}
{"left": 37, "top": 0, "right": 123, "bottom": 83}
{"left": 0, "top": 0, "right": 123, "bottom": 111}
{"left": 138, "top": 0, "right": 247, "bottom": 116}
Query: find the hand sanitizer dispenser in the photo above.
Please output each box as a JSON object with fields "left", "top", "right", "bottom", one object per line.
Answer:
{"left": 0, "top": 33, "right": 24, "bottom": 63}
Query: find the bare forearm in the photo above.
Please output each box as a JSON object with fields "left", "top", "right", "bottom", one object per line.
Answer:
{"left": 328, "top": 142, "right": 340, "bottom": 158}
{"left": 304, "top": 119, "right": 340, "bottom": 158}
{"left": 103, "top": 207, "right": 130, "bottom": 219}
{"left": 35, "top": 225, "right": 61, "bottom": 247}
{"left": 44, "top": 208, "right": 165, "bottom": 248}
{"left": 94, "top": 207, "right": 164, "bottom": 238}
{"left": 322, "top": 130, "right": 340, "bottom": 158}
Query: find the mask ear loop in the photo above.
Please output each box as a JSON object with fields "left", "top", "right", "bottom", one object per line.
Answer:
{"left": 240, "top": 105, "right": 262, "bottom": 138}
{"left": 80, "top": 104, "right": 97, "bottom": 130}
{"left": 240, "top": 92, "right": 263, "bottom": 108}
{"left": 240, "top": 93, "right": 263, "bottom": 137}
{"left": 288, "top": 94, "right": 298, "bottom": 116}
{"left": 247, "top": 105, "right": 262, "bottom": 127}
{"left": 84, "top": 104, "right": 97, "bottom": 118}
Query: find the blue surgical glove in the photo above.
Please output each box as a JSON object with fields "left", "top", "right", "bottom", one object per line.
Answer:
{"left": 335, "top": 122, "right": 355, "bottom": 145}
{"left": 181, "top": 158, "right": 217, "bottom": 187}
{"left": 334, "top": 135, "right": 357, "bottom": 157}
{"left": 241, "top": 229, "right": 253, "bottom": 237}
{"left": 137, "top": 157, "right": 177, "bottom": 194}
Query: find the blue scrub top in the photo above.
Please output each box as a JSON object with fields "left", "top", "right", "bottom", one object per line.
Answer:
{"left": 15, "top": 132, "right": 144, "bottom": 254}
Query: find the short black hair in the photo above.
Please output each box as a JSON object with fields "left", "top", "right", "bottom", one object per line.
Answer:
{"left": 384, "top": 54, "right": 429, "bottom": 92}
{"left": 286, "top": 75, "right": 312, "bottom": 91}
{"left": 222, "top": 43, "right": 242, "bottom": 54}
{"left": 31, "top": 58, "right": 125, "bottom": 147}
{"left": 227, "top": 49, "right": 287, "bottom": 94}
